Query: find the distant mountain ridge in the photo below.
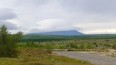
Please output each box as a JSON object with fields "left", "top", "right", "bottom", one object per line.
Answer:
{"left": 29, "top": 30, "right": 83, "bottom": 36}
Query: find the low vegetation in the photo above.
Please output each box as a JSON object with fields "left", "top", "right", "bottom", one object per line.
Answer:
{"left": 0, "top": 25, "right": 92, "bottom": 65}
{"left": 18, "top": 39, "right": 116, "bottom": 57}
{"left": 19, "top": 39, "right": 116, "bottom": 50}
{"left": 0, "top": 47, "right": 92, "bottom": 65}
{"left": 1, "top": 25, "right": 116, "bottom": 65}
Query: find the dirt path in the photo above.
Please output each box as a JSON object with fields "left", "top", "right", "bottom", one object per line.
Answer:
{"left": 54, "top": 51, "right": 116, "bottom": 65}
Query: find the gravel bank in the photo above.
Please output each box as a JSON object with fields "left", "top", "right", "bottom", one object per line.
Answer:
{"left": 54, "top": 51, "right": 116, "bottom": 65}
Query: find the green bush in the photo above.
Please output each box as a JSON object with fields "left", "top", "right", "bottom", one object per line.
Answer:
{"left": 112, "top": 44, "right": 116, "bottom": 49}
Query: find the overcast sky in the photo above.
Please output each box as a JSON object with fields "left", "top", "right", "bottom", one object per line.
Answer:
{"left": 0, "top": 0, "right": 116, "bottom": 34}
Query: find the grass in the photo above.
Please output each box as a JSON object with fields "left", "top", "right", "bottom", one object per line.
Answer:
{"left": 3, "top": 38, "right": 115, "bottom": 65}
{"left": 19, "top": 39, "right": 116, "bottom": 50}
{"left": 0, "top": 47, "right": 92, "bottom": 65}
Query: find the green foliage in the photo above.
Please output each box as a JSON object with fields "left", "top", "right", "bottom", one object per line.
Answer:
{"left": 79, "top": 44, "right": 85, "bottom": 49}
{"left": 18, "top": 39, "right": 116, "bottom": 51}
{"left": 26, "top": 42, "right": 38, "bottom": 48}
{"left": 0, "top": 25, "right": 23, "bottom": 58}
{"left": 112, "top": 44, "right": 116, "bottom": 49}
{"left": 86, "top": 44, "right": 94, "bottom": 49}
{"left": 0, "top": 48, "right": 91, "bottom": 65}
{"left": 21, "top": 34, "right": 116, "bottom": 42}
{"left": 45, "top": 44, "right": 53, "bottom": 53}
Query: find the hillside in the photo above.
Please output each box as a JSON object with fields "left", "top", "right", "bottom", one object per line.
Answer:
{"left": 29, "top": 30, "right": 83, "bottom": 36}
{"left": 22, "top": 34, "right": 116, "bottom": 42}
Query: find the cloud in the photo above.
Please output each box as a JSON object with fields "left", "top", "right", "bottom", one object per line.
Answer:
{"left": 0, "top": 8, "right": 16, "bottom": 20}
{"left": 0, "top": 8, "right": 18, "bottom": 30}
{"left": 74, "top": 21, "right": 116, "bottom": 34}
{"left": 0, "top": 0, "right": 116, "bottom": 34}
{"left": 29, "top": 19, "right": 79, "bottom": 33}
{"left": 60, "top": 0, "right": 116, "bottom": 14}
{"left": 0, "top": 21, "right": 18, "bottom": 30}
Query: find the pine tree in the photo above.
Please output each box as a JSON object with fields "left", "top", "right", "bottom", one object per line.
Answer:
{"left": 0, "top": 25, "right": 22, "bottom": 58}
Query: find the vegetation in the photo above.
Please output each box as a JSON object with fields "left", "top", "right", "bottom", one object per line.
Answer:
{"left": 22, "top": 34, "right": 116, "bottom": 42}
{"left": 0, "top": 25, "right": 22, "bottom": 58}
{"left": 19, "top": 39, "right": 116, "bottom": 50}
{"left": 0, "top": 25, "right": 92, "bottom": 65}
{"left": 0, "top": 25, "right": 116, "bottom": 65}
{"left": 0, "top": 47, "right": 92, "bottom": 65}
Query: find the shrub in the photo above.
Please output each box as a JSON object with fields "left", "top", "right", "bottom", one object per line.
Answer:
{"left": 112, "top": 44, "right": 116, "bottom": 49}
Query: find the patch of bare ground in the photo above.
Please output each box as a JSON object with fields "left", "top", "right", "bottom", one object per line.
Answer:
{"left": 88, "top": 49, "right": 116, "bottom": 57}
{"left": 54, "top": 50, "right": 116, "bottom": 65}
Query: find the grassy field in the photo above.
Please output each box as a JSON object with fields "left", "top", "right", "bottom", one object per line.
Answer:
{"left": 0, "top": 47, "right": 92, "bottom": 65}
{"left": 1, "top": 37, "right": 116, "bottom": 65}
{"left": 21, "top": 34, "right": 116, "bottom": 51}
{"left": 19, "top": 39, "right": 116, "bottom": 50}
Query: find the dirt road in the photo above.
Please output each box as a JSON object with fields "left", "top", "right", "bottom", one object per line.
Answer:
{"left": 54, "top": 51, "right": 116, "bottom": 65}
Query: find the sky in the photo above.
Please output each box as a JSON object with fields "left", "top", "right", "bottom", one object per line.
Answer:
{"left": 0, "top": 0, "right": 116, "bottom": 34}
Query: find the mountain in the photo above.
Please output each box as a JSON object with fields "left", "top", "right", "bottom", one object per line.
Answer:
{"left": 31, "top": 30, "right": 83, "bottom": 36}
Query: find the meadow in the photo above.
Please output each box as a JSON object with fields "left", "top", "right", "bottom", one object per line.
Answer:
{"left": 20, "top": 39, "right": 116, "bottom": 50}
{"left": 0, "top": 47, "right": 92, "bottom": 65}
{"left": 1, "top": 37, "right": 116, "bottom": 65}
{"left": 0, "top": 25, "right": 92, "bottom": 65}
{"left": 19, "top": 38, "right": 116, "bottom": 57}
